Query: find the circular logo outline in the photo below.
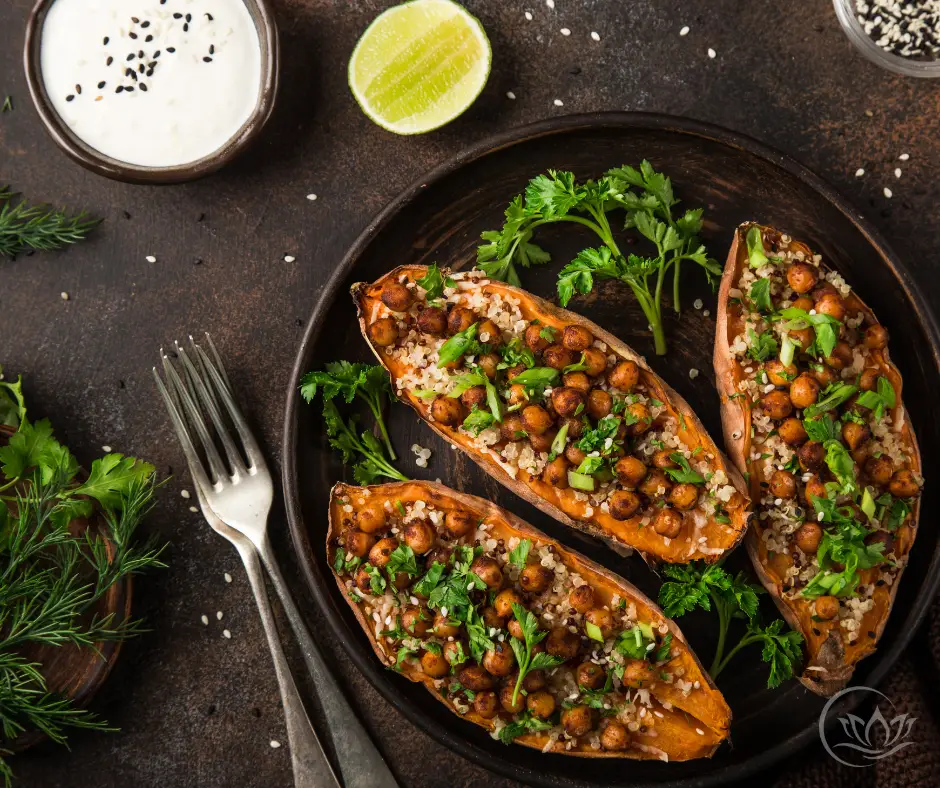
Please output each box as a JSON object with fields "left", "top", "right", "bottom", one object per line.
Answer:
{"left": 819, "top": 686, "right": 914, "bottom": 767}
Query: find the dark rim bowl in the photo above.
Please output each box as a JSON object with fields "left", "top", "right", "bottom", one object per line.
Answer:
{"left": 23, "top": 0, "right": 279, "bottom": 185}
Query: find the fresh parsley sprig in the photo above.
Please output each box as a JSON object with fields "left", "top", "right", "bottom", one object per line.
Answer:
{"left": 508, "top": 603, "right": 564, "bottom": 706}
{"left": 0, "top": 186, "right": 100, "bottom": 259}
{"left": 321, "top": 401, "right": 407, "bottom": 485}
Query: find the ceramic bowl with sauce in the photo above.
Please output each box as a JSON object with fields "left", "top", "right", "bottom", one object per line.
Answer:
{"left": 24, "top": 0, "right": 279, "bottom": 184}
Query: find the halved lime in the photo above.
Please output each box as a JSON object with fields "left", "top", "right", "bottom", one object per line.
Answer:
{"left": 348, "top": 0, "right": 492, "bottom": 135}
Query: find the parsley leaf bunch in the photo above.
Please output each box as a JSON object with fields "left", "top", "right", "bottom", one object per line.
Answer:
{"left": 477, "top": 163, "right": 719, "bottom": 355}
{"left": 508, "top": 603, "right": 564, "bottom": 706}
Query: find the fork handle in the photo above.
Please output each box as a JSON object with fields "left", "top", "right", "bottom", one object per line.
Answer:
{"left": 257, "top": 535, "right": 401, "bottom": 788}
{"left": 234, "top": 536, "right": 341, "bottom": 788}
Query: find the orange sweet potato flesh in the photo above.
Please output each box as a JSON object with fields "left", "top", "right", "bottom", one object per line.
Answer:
{"left": 714, "top": 223, "right": 922, "bottom": 696}
{"left": 328, "top": 480, "right": 732, "bottom": 760}
{"left": 353, "top": 266, "right": 750, "bottom": 565}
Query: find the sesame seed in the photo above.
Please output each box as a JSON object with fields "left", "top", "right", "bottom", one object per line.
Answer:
{"left": 899, "top": 153, "right": 910, "bottom": 161}
{"left": 865, "top": 109, "right": 873, "bottom": 117}
{"left": 689, "top": 368, "right": 699, "bottom": 379}
{"left": 66, "top": 94, "right": 75, "bottom": 102}
{"left": 894, "top": 168, "right": 901, "bottom": 178}
{"left": 181, "top": 489, "right": 191, "bottom": 499}
{"left": 224, "top": 573, "right": 233, "bottom": 583}
{"left": 216, "top": 611, "right": 224, "bottom": 620}
{"left": 222, "top": 629, "right": 231, "bottom": 639}
{"left": 703, "top": 309, "right": 710, "bottom": 317}
{"left": 306, "top": 193, "right": 318, "bottom": 201}
{"left": 855, "top": 168, "right": 865, "bottom": 177}
{"left": 693, "top": 298, "right": 703, "bottom": 309}
{"left": 201, "top": 615, "right": 209, "bottom": 625}
{"left": 560, "top": 28, "right": 571, "bottom": 36}
{"left": 680, "top": 25, "right": 690, "bottom": 36}
{"left": 284, "top": 254, "right": 296, "bottom": 262}
{"left": 189, "top": 506, "right": 198, "bottom": 513}
{"left": 525, "top": 11, "right": 533, "bottom": 20}
{"left": 269, "top": 740, "right": 281, "bottom": 749}
{"left": 591, "top": 31, "right": 600, "bottom": 41}
{"left": 553, "top": 98, "right": 564, "bottom": 106}
{"left": 203, "top": 56, "right": 212, "bottom": 62}
{"left": 98, "top": 81, "right": 106, "bottom": 89}
{"left": 146, "top": 255, "right": 156, "bottom": 263}
{"left": 60, "top": 292, "right": 70, "bottom": 301}
{"left": 506, "top": 90, "right": 516, "bottom": 99}
{"left": 546, "top": 0, "right": 554, "bottom": 7}
{"left": 101, "top": 445, "right": 112, "bottom": 452}
{"left": 884, "top": 187, "right": 893, "bottom": 199}
{"left": 707, "top": 48, "right": 717, "bottom": 58}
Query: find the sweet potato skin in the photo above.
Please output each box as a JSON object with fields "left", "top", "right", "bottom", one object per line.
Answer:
{"left": 353, "top": 266, "right": 751, "bottom": 566}
{"left": 714, "top": 223, "right": 922, "bottom": 696}
{"left": 328, "top": 480, "right": 732, "bottom": 759}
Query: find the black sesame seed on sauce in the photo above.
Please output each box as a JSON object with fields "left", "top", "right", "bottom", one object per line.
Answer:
{"left": 129, "top": 32, "right": 138, "bottom": 39}
{"left": 127, "top": 53, "right": 135, "bottom": 61}
{"left": 115, "top": 86, "right": 124, "bottom": 93}
{"left": 209, "top": 45, "right": 215, "bottom": 54}
{"left": 173, "top": 12, "right": 182, "bottom": 18}
{"left": 65, "top": 94, "right": 75, "bottom": 102}
{"left": 139, "top": 84, "right": 148, "bottom": 92}
{"left": 103, "top": 36, "right": 109, "bottom": 45}
{"left": 106, "top": 56, "right": 113, "bottom": 65}
{"left": 203, "top": 56, "right": 212, "bottom": 62}
{"left": 75, "top": 84, "right": 81, "bottom": 94}
{"left": 141, "top": 20, "right": 150, "bottom": 28}
{"left": 166, "top": 47, "right": 176, "bottom": 53}
{"left": 97, "top": 81, "right": 106, "bottom": 89}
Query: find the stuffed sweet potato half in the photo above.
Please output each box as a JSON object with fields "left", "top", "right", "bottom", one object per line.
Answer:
{"left": 714, "top": 223, "right": 923, "bottom": 696}
{"left": 328, "top": 481, "right": 731, "bottom": 759}
{"left": 352, "top": 266, "right": 749, "bottom": 565}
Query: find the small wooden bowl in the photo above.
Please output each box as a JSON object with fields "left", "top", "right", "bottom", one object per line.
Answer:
{"left": 0, "top": 425, "right": 131, "bottom": 753}
{"left": 23, "top": 0, "right": 279, "bottom": 185}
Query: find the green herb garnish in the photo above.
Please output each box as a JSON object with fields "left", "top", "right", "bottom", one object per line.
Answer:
{"left": 0, "top": 186, "right": 100, "bottom": 259}
{"left": 508, "top": 603, "right": 564, "bottom": 706}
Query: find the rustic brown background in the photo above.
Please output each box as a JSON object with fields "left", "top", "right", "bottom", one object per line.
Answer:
{"left": 1, "top": 0, "right": 939, "bottom": 786}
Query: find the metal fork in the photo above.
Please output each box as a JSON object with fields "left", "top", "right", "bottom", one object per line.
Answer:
{"left": 154, "top": 335, "right": 400, "bottom": 788}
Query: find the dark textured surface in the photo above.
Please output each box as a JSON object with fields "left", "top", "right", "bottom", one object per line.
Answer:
{"left": 0, "top": 1, "right": 938, "bottom": 787}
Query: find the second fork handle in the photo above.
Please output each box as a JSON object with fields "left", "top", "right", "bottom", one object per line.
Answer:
{"left": 257, "top": 534, "right": 401, "bottom": 788}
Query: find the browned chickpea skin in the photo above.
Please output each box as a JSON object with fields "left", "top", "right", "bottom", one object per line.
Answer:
{"left": 542, "top": 456, "right": 570, "bottom": 488}
{"left": 824, "top": 341, "right": 853, "bottom": 371}
{"left": 433, "top": 612, "right": 461, "bottom": 638}
{"left": 457, "top": 665, "right": 495, "bottom": 691}
{"left": 493, "top": 589, "right": 523, "bottom": 619}
{"left": 668, "top": 483, "right": 699, "bottom": 511}
{"left": 561, "top": 705, "right": 595, "bottom": 738}
{"left": 608, "top": 360, "right": 640, "bottom": 392}
{"left": 626, "top": 403, "right": 653, "bottom": 435}
{"left": 608, "top": 490, "right": 641, "bottom": 520}
{"left": 545, "top": 628, "right": 581, "bottom": 661}
{"left": 482, "top": 643, "right": 516, "bottom": 677}
{"left": 500, "top": 413, "right": 527, "bottom": 442}
{"left": 506, "top": 364, "right": 527, "bottom": 382}
{"left": 507, "top": 618, "right": 524, "bottom": 640}
{"left": 420, "top": 650, "right": 449, "bottom": 678}
{"left": 790, "top": 374, "right": 820, "bottom": 409}
{"left": 354, "top": 565, "right": 373, "bottom": 594}
{"left": 442, "top": 510, "right": 476, "bottom": 539}
{"left": 814, "top": 596, "right": 840, "bottom": 620}
{"left": 520, "top": 563, "right": 554, "bottom": 594}
{"left": 584, "top": 608, "right": 615, "bottom": 639}
{"left": 794, "top": 522, "right": 822, "bottom": 554}
{"left": 345, "top": 529, "right": 376, "bottom": 559}
{"left": 431, "top": 396, "right": 465, "bottom": 427}
{"left": 652, "top": 449, "right": 678, "bottom": 469}
{"left": 787, "top": 262, "right": 819, "bottom": 294}
{"left": 522, "top": 405, "right": 553, "bottom": 436}
{"left": 381, "top": 282, "right": 414, "bottom": 311}
{"left": 580, "top": 348, "right": 608, "bottom": 377}
{"left": 621, "top": 659, "right": 657, "bottom": 686}
{"left": 368, "top": 317, "right": 399, "bottom": 347}
{"left": 543, "top": 344, "right": 576, "bottom": 370}
{"left": 526, "top": 690, "right": 556, "bottom": 719}
{"left": 562, "top": 417, "right": 584, "bottom": 439}
{"left": 586, "top": 389, "right": 613, "bottom": 419}
{"left": 866, "top": 530, "right": 895, "bottom": 553}
{"left": 563, "top": 371, "right": 591, "bottom": 395}
{"left": 446, "top": 306, "right": 475, "bottom": 335}
{"left": 403, "top": 519, "right": 436, "bottom": 555}
{"left": 368, "top": 537, "right": 398, "bottom": 568}
{"left": 804, "top": 476, "right": 828, "bottom": 506}
{"left": 478, "top": 319, "right": 501, "bottom": 344}
{"left": 529, "top": 429, "right": 556, "bottom": 453}
{"left": 814, "top": 292, "right": 847, "bottom": 322}
{"left": 473, "top": 691, "right": 499, "bottom": 719}
{"left": 779, "top": 417, "right": 809, "bottom": 446}
{"left": 769, "top": 470, "right": 798, "bottom": 499}
{"left": 523, "top": 668, "right": 546, "bottom": 692}
{"left": 576, "top": 662, "right": 607, "bottom": 690}
{"left": 842, "top": 421, "right": 871, "bottom": 451}
{"left": 638, "top": 468, "right": 672, "bottom": 498}
{"left": 565, "top": 444, "right": 587, "bottom": 466}
{"left": 356, "top": 503, "right": 387, "bottom": 534}
{"left": 889, "top": 469, "right": 921, "bottom": 498}
{"left": 760, "top": 390, "right": 794, "bottom": 420}
{"left": 471, "top": 555, "right": 503, "bottom": 589}
{"left": 551, "top": 386, "right": 584, "bottom": 418}
{"left": 614, "top": 456, "right": 647, "bottom": 488}
{"left": 764, "top": 359, "right": 798, "bottom": 386}
{"left": 478, "top": 352, "right": 500, "bottom": 379}
{"left": 812, "top": 364, "right": 839, "bottom": 387}
{"left": 506, "top": 383, "right": 528, "bottom": 409}
{"left": 812, "top": 281, "right": 839, "bottom": 300}
{"left": 401, "top": 606, "right": 430, "bottom": 637}
{"left": 865, "top": 455, "right": 894, "bottom": 487}
{"left": 859, "top": 368, "right": 880, "bottom": 392}
{"left": 461, "top": 385, "right": 487, "bottom": 410}
{"left": 499, "top": 682, "right": 525, "bottom": 714}
{"left": 653, "top": 507, "right": 683, "bottom": 538}
{"left": 416, "top": 306, "right": 447, "bottom": 335}
{"left": 480, "top": 607, "right": 504, "bottom": 632}
{"left": 789, "top": 326, "right": 815, "bottom": 350}
{"left": 864, "top": 324, "right": 889, "bottom": 350}
{"left": 569, "top": 584, "right": 595, "bottom": 614}
{"left": 791, "top": 295, "right": 814, "bottom": 312}
{"left": 563, "top": 325, "right": 594, "bottom": 352}
{"left": 797, "top": 441, "right": 826, "bottom": 473}
{"left": 600, "top": 720, "right": 630, "bottom": 752}
{"left": 524, "top": 323, "right": 552, "bottom": 354}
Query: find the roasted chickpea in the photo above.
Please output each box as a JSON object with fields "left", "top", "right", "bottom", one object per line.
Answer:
{"left": 523, "top": 690, "right": 555, "bottom": 720}
{"left": 431, "top": 396, "right": 465, "bottom": 427}
{"left": 626, "top": 403, "right": 652, "bottom": 435}
{"left": 789, "top": 374, "right": 820, "bottom": 409}
{"left": 576, "top": 662, "right": 607, "bottom": 690}
{"left": 814, "top": 292, "right": 847, "bottom": 322}
{"left": 500, "top": 414, "right": 527, "bottom": 442}
{"left": 795, "top": 522, "right": 822, "bottom": 554}
{"left": 804, "top": 476, "right": 828, "bottom": 506}
{"left": 889, "top": 469, "right": 921, "bottom": 498}
{"left": 580, "top": 348, "right": 608, "bottom": 377}
{"left": 559, "top": 325, "right": 592, "bottom": 352}
{"left": 568, "top": 585, "right": 595, "bottom": 614}
{"left": 778, "top": 417, "right": 808, "bottom": 446}
{"left": 507, "top": 618, "right": 524, "bottom": 640}
{"left": 584, "top": 608, "right": 615, "bottom": 639}
{"left": 561, "top": 705, "right": 594, "bottom": 738}
{"left": 866, "top": 530, "right": 895, "bottom": 554}
{"left": 478, "top": 352, "right": 500, "bottom": 379}
{"left": 652, "top": 449, "right": 678, "bottom": 470}
{"left": 447, "top": 306, "right": 475, "bottom": 335}
{"left": 505, "top": 383, "right": 528, "bottom": 409}
{"left": 522, "top": 405, "right": 553, "bottom": 436}
{"left": 441, "top": 642, "right": 465, "bottom": 670}
{"left": 344, "top": 529, "right": 376, "bottom": 559}
{"left": 787, "top": 262, "right": 819, "bottom": 294}
{"left": 433, "top": 612, "right": 461, "bottom": 639}
{"left": 443, "top": 510, "right": 476, "bottom": 539}
{"left": 791, "top": 296, "right": 814, "bottom": 312}
{"left": 368, "top": 317, "right": 399, "bottom": 347}
{"left": 586, "top": 389, "right": 613, "bottom": 419}
{"left": 814, "top": 596, "right": 840, "bottom": 620}
{"left": 562, "top": 417, "right": 584, "bottom": 439}
{"left": 669, "top": 483, "right": 699, "bottom": 511}
{"left": 765, "top": 359, "right": 798, "bottom": 386}
{"left": 797, "top": 441, "right": 826, "bottom": 472}
{"left": 530, "top": 427, "right": 557, "bottom": 453}
{"left": 608, "top": 361, "right": 640, "bottom": 392}
{"left": 356, "top": 503, "right": 387, "bottom": 534}
{"left": 421, "top": 650, "right": 449, "bottom": 678}
{"left": 565, "top": 444, "right": 587, "bottom": 466}
{"left": 864, "top": 324, "right": 889, "bottom": 350}
{"left": 769, "top": 470, "right": 798, "bottom": 499}
{"left": 403, "top": 519, "right": 436, "bottom": 555}
{"left": 481, "top": 606, "right": 504, "bottom": 631}
{"left": 524, "top": 323, "right": 552, "bottom": 354}
{"left": 381, "top": 282, "right": 414, "bottom": 311}
{"left": 478, "top": 319, "right": 501, "bottom": 344}
{"left": 506, "top": 364, "right": 527, "bottom": 381}
{"left": 416, "top": 306, "right": 447, "bottom": 335}
{"left": 653, "top": 507, "right": 683, "bottom": 539}
{"left": 545, "top": 628, "right": 581, "bottom": 661}
{"left": 824, "top": 341, "right": 853, "bottom": 371}
{"left": 551, "top": 387, "right": 584, "bottom": 418}
{"left": 608, "top": 490, "right": 641, "bottom": 520}
{"left": 638, "top": 468, "right": 672, "bottom": 498}
{"left": 469, "top": 690, "right": 498, "bottom": 719}
{"left": 542, "top": 456, "right": 571, "bottom": 488}
{"left": 471, "top": 556, "right": 504, "bottom": 589}
{"left": 812, "top": 280, "right": 838, "bottom": 299}
{"left": 812, "top": 364, "right": 839, "bottom": 387}
{"left": 620, "top": 659, "right": 657, "bottom": 686}
{"left": 842, "top": 421, "right": 871, "bottom": 451}
{"left": 523, "top": 668, "right": 546, "bottom": 692}
{"left": 520, "top": 563, "right": 554, "bottom": 594}
{"left": 499, "top": 682, "right": 525, "bottom": 714}
{"left": 760, "top": 390, "right": 793, "bottom": 420}
{"left": 493, "top": 589, "right": 523, "bottom": 619}
{"left": 859, "top": 368, "right": 880, "bottom": 392}
{"left": 865, "top": 455, "right": 894, "bottom": 487}
{"left": 543, "top": 344, "right": 576, "bottom": 370}
{"left": 461, "top": 385, "right": 487, "bottom": 410}
{"left": 615, "top": 456, "right": 647, "bottom": 488}
{"left": 789, "top": 326, "right": 815, "bottom": 350}
{"left": 354, "top": 565, "right": 373, "bottom": 594}
{"left": 457, "top": 665, "right": 495, "bottom": 691}
{"left": 368, "top": 537, "right": 398, "bottom": 568}
{"left": 401, "top": 606, "right": 430, "bottom": 637}
{"left": 482, "top": 643, "right": 516, "bottom": 677}
{"left": 563, "top": 371, "right": 592, "bottom": 394}
{"left": 600, "top": 719, "right": 630, "bottom": 751}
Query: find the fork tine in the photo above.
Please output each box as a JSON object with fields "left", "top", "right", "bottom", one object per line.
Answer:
{"left": 161, "top": 351, "right": 230, "bottom": 485}
{"left": 175, "top": 340, "right": 248, "bottom": 479}
{"left": 153, "top": 366, "right": 214, "bottom": 495}
{"left": 202, "top": 333, "right": 232, "bottom": 391}
{"left": 191, "top": 340, "right": 268, "bottom": 473}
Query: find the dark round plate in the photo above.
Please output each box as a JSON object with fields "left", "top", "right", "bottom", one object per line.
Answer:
{"left": 282, "top": 113, "right": 940, "bottom": 787}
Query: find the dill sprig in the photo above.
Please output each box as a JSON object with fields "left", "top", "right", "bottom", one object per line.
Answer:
{"left": 0, "top": 187, "right": 100, "bottom": 259}
{"left": 0, "top": 376, "right": 166, "bottom": 785}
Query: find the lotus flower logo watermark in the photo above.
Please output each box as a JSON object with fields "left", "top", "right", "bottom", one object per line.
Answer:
{"left": 819, "top": 686, "right": 916, "bottom": 767}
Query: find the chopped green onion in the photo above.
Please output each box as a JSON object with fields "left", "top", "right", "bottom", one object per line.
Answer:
{"left": 550, "top": 422, "right": 569, "bottom": 456}
{"left": 861, "top": 487, "right": 876, "bottom": 520}
{"left": 567, "top": 471, "right": 595, "bottom": 492}
{"left": 585, "top": 622, "right": 604, "bottom": 642}
{"left": 780, "top": 334, "right": 796, "bottom": 368}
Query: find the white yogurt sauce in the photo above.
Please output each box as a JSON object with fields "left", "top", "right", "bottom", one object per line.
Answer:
{"left": 40, "top": 0, "right": 263, "bottom": 168}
